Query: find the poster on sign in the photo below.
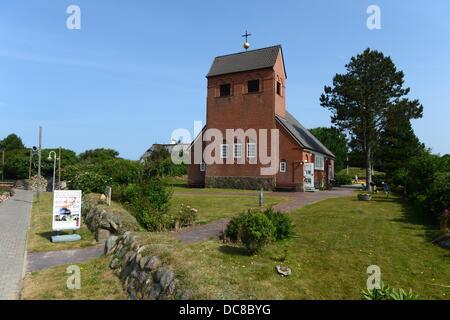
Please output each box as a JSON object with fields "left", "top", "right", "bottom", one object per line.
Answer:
{"left": 52, "top": 190, "right": 82, "bottom": 231}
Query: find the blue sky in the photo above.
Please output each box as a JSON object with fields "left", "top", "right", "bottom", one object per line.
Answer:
{"left": 1, "top": 0, "right": 449, "bottom": 159}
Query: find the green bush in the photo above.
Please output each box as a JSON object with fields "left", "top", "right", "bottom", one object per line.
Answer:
{"left": 123, "top": 179, "right": 174, "bottom": 231}
{"left": 427, "top": 173, "right": 450, "bottom": 219}
{"left": 264, "top": 207, "right": 294, "bottom": 240}
{"left": 69, "top": 171, "right": 112, "bottom": 193}
{"left": 61, "top": 164, "right": 98, "bottom": 182}
{"left": 225, "top": 213, "right": 249, "bottom": 242}
{"left": 174, "top": 204, "right": 197, "bottom": 228}
{"left": 334, "top": 174, "right": 352, "bottom": 185}
{"left": 240, "top": 211, "right": 275, "bottom": 253}
{"left": 99, "top": 159, "right": 142, "bottom": 185}
{"left": 371, "top": 174, "right": 385, "bottom": 187}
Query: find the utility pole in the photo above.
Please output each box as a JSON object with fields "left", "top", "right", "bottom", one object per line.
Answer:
{"left": 58, "top": 147, "right": 61, "bottom": 190}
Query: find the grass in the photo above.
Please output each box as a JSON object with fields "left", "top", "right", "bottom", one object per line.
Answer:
{"left": 21, "top": 256, "right": 127, "bottom": 300}
{"left": 27, "top": 192, "right": 96, "bottom": 253}
{"left": 338, "top": 167, "right": 385, "bottom": 178}
{"left": 165, "top": 175, "right": 290, "bottom": 223}
{"left": 170, "top": 192, "right": 289, "bottom": 224}
{"left": 139, "top": 194, "right": 450, "bottom": 299}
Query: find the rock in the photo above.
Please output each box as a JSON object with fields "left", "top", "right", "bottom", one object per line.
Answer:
{"left": 105, "top": 235, "right": 119, "bottom": 255}
{"left": 137, "top": 271, "right": 149, "bottom": 285}
{"left": 99, "top": 220, "right": 111, "bottom": 230}
{"left": 139, "top": 256, "right": 151, "bottom": 270}
{"left": 109, "top": 219, "right": 119, "bottom": 231}
{"left": 177, "top": 289, "right": 193, "bottom": 300}
{"left": 109, "top": 258, "right": 121, "bottom": 269}
{"left": 96, "top": 228, "right": 111, "bottom": 242}
{"left": 148, "top": 284, "right": 162, "bottom": 300}
{"left": 160, "top": 270, "right": 175, "bottom": 290}
{"left": 166, "top": 279, "right": 178, "bottom": 296}
{"left": 153, "top": 267, "right": 166, "bottom": 282}
{"left": 100, "top": 194, "right": 107, "bottom": 201}
{"left": 145, "top": 256, "right": 161, "bottom": 272}
{"left": 276, "top": 265, "right": 292, "bottom": 276}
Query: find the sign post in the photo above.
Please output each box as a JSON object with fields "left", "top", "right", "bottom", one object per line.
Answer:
{"left": 51, "top": 190, "right": 82, "bottom": 243}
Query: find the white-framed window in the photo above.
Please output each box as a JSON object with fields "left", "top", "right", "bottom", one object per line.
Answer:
{"left": 314, "top": 154, "right": 324, "bottom": 170}
{"left": 200, "top": 162, "right": 206, "bottom": 172}
{"left": 280, "top": 161, "right": 287, "bottom": 173}
{"left": 247, "top": 143, "right": 256, "bottom": 158}
{"left": 220, "top": 144, "right": 229, "bottom": 159}
{"left": 234, "top": 143, "right": 242, "bottom": 159}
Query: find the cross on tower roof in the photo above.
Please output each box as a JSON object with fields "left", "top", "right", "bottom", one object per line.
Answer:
{"left": 241, "top": 30, "right": 252, "bottom": 42}
{"left": 241, "top": 30, "right": 252, "bottom": 51}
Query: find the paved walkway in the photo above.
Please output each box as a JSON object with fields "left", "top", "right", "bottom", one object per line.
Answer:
{"left": 0, "top": 189, "right": 33, "bottom": 300}
{"left": 27, "top": 245, "right": 104, "bottom": 272}
{"left": 173, "top": 188, "right": 354, "bottom": 243}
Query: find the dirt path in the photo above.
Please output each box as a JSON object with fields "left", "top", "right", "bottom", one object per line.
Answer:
{"left": 173, "top": 188, "right": 354, "bottom": 243}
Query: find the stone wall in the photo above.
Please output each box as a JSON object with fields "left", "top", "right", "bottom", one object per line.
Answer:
{"left": 205, "top": 176, "right": 275, "bottom": 190}
{"left": 105, "top": 232, "right": 192, "bottom": 300}
{"left": 82, "top": 194, "right": 191, "bottom": 300}
{"left": 82, "top": 194, "right": 141, "bottom": 242}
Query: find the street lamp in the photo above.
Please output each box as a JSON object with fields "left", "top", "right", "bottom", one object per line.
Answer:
{"left": 47, "top": 151, "right": 59, "bottom": 192}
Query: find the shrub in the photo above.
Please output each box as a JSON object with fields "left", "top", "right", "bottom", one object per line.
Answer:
{"left": 334, "top": 174, "right": 352, "bottom": 185}
{"left": 123, "top": 179, "right": 174, "bottom": 231}
{"left": 174, "top": 204, "right": 197, "bottom": 228}
{"left": 69, "top": 171, "right": 112, "bottom": 193}
{"left": 371, "top": 174, "right": 385, "bottom": 187}
{"left": 225, "top": 213, "right": 249, "bottom": 242}
{"left": 99, "top": 159, "right": 142, "bottom": 185}
{"left": 264, "top": 207, "right": 293, "bottom": 240}
{"left": 427, "top": 173, "right": 450, "bottom": 219}
{"left": 239, "top": 210, "right": 275, "bottom": 254}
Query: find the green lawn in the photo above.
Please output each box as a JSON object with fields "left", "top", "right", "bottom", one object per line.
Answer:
{"left": 170, "top": 192, "right": 290, "bottom": 224}
{"left": 27, "top": 192, "right": 96, "bottom": 253}
{"left": 21, "top": 256, "right": 127, "bottom": 300}
{"left": 338, "top": 167, "right": 385, "bottom": 178}
{"left": 140, "top": 194, "right": 450, "bottom": 299}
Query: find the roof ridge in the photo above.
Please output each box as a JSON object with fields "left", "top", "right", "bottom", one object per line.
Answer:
{"left": 212, "top": 45, "right": 282, "bottom": 60}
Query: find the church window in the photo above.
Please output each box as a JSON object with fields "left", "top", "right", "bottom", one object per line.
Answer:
{"left": 277, "top": 81, "right": 282, "bottom": 96}
{"left": 247, "top": 143, "right": 256, "bottom": 158}
{"left": 220, "top": 84, "right": 231, "bottom": 97}
{"left": 314, "top": 154, "right": 324, "bottom": 170}
{"left": 234, "top": 143, "right": 242, "bottom": 159}
{"left": 220, "top": 144, "right": 229, "bottom": 159}
{"left": 247, "top": 79, "right": 260, "bottom": 93}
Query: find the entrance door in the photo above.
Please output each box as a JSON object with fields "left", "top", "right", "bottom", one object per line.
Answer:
{"left": 304, "top": 162, "right": 315, "bottom": 192}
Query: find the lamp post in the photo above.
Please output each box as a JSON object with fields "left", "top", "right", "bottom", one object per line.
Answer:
{"left": 48, "top": 151, "right": 58, "bottom": 192}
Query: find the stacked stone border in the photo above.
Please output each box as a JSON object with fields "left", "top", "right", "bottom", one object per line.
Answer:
{"left": 82, "top": 194, "right": 191, "bottom": 300}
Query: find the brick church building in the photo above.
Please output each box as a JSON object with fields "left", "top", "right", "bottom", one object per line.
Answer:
{"left": 188, "top": 45, "right": 335, "bottom": 191}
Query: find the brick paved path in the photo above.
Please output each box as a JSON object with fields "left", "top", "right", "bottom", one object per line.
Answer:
{"left": 173, "top": 188, "right": 354, "bottom": 243}
{"left": 0, "top": 189, "right": 33, "bottom": 300}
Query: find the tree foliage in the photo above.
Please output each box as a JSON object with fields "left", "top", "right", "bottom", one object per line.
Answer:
{"left": 320, "top": 48, "right": 423, "bottom": 191}
{"left": 79, "top": 148, "right": 119, "bottom": 164}
{"left": 309, "top": 127, "right": 349, "bottom": 170}
{"left": 0, "top": 134, "right": 25, "bottom": 151}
